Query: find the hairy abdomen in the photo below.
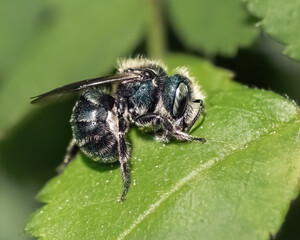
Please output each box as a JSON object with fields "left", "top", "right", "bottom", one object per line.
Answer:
{"left": 70, "top": 89, "right": 118, "bottom": 163}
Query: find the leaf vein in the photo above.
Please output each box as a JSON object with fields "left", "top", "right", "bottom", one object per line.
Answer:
{"left": 117, "top": 121, "right": 297, "bottom": 240}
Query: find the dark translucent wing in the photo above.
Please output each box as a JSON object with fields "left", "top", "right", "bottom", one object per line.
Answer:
{"left": 30, "top": 73, "right": 142, "bottom": 104}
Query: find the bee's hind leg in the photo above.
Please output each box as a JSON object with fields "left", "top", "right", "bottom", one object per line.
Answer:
{"left": 117, "top": 117, "right": 131, "bottom": 202}
{"left": 57, "top": 138, "right": 79, "bottom": 173}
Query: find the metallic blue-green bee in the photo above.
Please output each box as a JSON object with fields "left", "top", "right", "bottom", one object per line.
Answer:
{"left": 31, "top": 57, "right": 205, "bottom": 201}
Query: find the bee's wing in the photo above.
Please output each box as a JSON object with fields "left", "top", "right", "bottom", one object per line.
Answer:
{"left": 30, "top": 73, "right": 142, "bottom": 104}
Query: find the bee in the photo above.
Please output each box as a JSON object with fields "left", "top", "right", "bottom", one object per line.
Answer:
{"left": 31, "top": 57, "right": 206, "bottom": 201}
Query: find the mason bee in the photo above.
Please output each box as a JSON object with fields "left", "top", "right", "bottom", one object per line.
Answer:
{"left": 31, "top": 57, "right": 206, "bottom": 201}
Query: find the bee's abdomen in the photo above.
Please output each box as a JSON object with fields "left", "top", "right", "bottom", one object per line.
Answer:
{"left": 70, "top": 89, "right": 118, "bottom": 163}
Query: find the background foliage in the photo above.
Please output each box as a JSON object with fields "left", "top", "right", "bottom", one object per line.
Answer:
{"left": 0, "top": 0, "right": 300, "bottom": 239}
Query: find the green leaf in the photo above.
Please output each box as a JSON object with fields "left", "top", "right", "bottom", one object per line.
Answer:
{"left": 0, "top": 0, "right": 146, "bottom": 137}
{"left": 166, "top": 0, "right": 258, "bottom": 56}
{"left": 25, "top": 54, "right": 300, "bottom": 239}
{"left": 245, "top": 0, "right": 300, "bottom": 61}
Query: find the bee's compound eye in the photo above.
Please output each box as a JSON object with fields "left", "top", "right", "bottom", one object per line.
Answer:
{"left": 173, "top": 82, "right": 189, "bottom": 117}
{"left": 144, "top": 69, "right": 156, "bottom": 79}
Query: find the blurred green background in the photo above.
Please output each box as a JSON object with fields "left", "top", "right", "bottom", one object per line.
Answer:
{"left": 0, "top": 0, "right": 299, "bottom": 239}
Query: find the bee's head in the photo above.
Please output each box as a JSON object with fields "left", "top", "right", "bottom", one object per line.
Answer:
{"left": 160, "top": 67, "right": 205, "bottom": 132}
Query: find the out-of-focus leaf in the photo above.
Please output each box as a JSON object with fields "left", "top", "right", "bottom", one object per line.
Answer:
{"left": 0, "top": 0, "right": 146, "bottom": 137}
{"left": 166, "top": 0, "right": 258, "bottom": 56}
{"left": 25, "top": 54, "right": 300, "bottom": 239}
{"left": 0, "top": 0, "right": 47, "bottom": 78}
{"left": 245, "top": 0, "right": 300, "bottom": 61}
{"left": 0, "top": 98, "right": 75, "bottom": 183}
{"left": 0, "top": 171, "right": 38, "bottom": 240}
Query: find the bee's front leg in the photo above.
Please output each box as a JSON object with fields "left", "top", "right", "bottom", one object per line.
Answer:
{"left": 135, "top": 113, "right": 205, "bottom": 142}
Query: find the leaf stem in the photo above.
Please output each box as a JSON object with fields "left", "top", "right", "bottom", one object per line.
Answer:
{"left": 146, "top": 0, "right": 167, "bottom": 59}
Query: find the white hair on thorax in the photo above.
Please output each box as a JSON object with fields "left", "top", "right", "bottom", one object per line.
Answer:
{"left": 117, "top": 56, "right": 167, "bottom": 75}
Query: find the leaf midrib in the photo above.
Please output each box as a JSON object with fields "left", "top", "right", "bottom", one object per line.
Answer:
{"left": 117, "top": 120, "right": 299, "bottom": 239}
